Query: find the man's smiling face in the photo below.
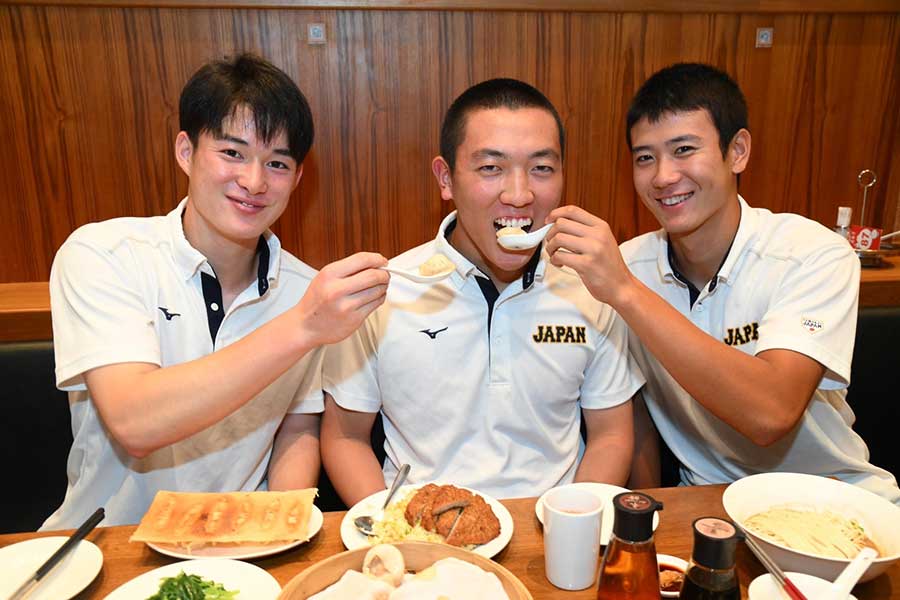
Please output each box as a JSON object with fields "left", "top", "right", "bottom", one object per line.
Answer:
{"left": 178, "top": 107, "right": 302, "bottom": 251}
{"left": 432, "top": 106, "right": 563, "bottom": 284}
{"left": 630, "top": 109, "right": 745, "bottom": 241}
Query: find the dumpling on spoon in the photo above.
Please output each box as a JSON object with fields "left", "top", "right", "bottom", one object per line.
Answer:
{"left": 496, "top": 226, "right": 527, "bottom": 238}
{"left": 418, "top": 253, "right": 455, "bottom": 277}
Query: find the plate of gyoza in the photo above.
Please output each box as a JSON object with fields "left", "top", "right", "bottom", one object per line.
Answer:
{"left": 130, "top": 488, "right": 323, "bottom": 560}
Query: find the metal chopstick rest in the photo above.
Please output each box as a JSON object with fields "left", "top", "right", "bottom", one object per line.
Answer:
{"left": 7, "top": 507, "right": 105, "bottom": 600}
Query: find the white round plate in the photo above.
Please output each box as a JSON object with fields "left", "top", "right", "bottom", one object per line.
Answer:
{"left": 341, "top": 484, "right": 514, "bottom": 558}
{"left": 0, "top": 536, "right": 103, "bottom": 600}
{"left": 104, "top": 558, "right": 280, "bottom": 600}
{"left": 146, "top": 505, "right": 323, "bottom": 560}
{"left": 748, "top": 571, "right": 858, "bottom": 600}
{"left": 535, "top": 482, "right": 660, "bottom": 545}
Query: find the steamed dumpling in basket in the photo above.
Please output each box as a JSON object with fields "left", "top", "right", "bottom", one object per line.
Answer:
{"left": 390, "top": 557, "right": 509, "bottom": 599}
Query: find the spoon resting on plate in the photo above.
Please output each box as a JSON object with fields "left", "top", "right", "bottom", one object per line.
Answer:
{"left": 353, "top": 463, "right": 411, "bottom": 537}
{"left": 496, "top": 222, "right": 552, "bottom": 251}
{"left": 380, "top": 254, "right": 455, "bottom": 283}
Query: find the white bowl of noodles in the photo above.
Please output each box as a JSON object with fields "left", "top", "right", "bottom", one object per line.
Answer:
{"left": 723, "top": 472, "right": 900, "bottom": 583}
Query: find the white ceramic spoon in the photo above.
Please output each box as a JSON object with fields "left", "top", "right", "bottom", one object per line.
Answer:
{"left": 825, "top": 548, "right": 877, "bottom": 600}
{"left": 380, "top": 265, "right": 454, "bottom": 284}
{"left": 496, "top": 223, "right": 553, "bottom": 250}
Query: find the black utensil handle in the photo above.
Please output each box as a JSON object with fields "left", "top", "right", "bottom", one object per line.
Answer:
{"left": 35, "top": 507, "right": 105, "bottom": 580}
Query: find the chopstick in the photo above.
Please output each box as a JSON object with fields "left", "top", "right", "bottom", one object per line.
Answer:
{"left": 7, "top": 507, "right": 105, "bottom": 600}
{"left": 743, "top": 532, "right": 808, "bottom": 600}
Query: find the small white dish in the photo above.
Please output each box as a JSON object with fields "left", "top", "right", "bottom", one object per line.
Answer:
{"left": 657, "top": 553, "right": 688, "bottom": 598}
{"left": 496, "top": 223, "right": 552, "bottom": 250}
{"left": 535, "top": 482, "right": 660, "bottom": 546}
{"left": 380, "top": 265, "right": 454, "bottom": 284}
{"left": 341, "top": 483, "right": 513, "bottom": 558}
{"left": 104, "top": 558, "right": 280, "bottom": 599}
{"left": 0, "top": 536, "right": 103, "bottom": 600}
{"left": 146, "top": 505, "right": 323, "bottom": 560}
{"left": 748, "top": 571, "right": 858, "bottom": 600}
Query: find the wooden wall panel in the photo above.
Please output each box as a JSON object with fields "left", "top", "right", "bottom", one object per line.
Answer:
{"left": 0, "top": 6, "right": 898, "bottom": 282}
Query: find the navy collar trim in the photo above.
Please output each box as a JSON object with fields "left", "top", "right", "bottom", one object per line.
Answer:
{"left": 666, "top": 237, "right": 734, "bottom": 308}
{"left": 256, "top": 235, "right": 270, "bottom": 296}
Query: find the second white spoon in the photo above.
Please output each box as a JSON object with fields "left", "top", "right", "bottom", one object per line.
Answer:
{"left": 380, "top": 265, "right": 453, "bottom": 284}
{"left": 496, "top": 223, "right": 552, "bottom": 250}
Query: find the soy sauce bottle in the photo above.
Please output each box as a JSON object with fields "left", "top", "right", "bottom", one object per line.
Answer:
{"left": 679, "top": 517, "right": 741, "bottom": 599}
{"left": 596, "top": 492, "right": 664, "bottom": 600}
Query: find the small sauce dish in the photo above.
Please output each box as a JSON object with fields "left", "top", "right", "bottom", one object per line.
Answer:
{"left": 657, "top": 553, "right": 688, "bottom": 598}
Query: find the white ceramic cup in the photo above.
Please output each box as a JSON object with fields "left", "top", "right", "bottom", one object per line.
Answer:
{"left": 543, "top": 485, "right": 604, "bottom": 590}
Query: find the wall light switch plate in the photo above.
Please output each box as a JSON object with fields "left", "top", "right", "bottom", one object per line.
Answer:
{"left": 755, "top": 27, "right": 774, "bottom": 48}
{"left": 308, "top": 23, "right": 326, "bottom": 45}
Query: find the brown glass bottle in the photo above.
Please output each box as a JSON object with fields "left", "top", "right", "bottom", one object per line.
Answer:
{"left": 678, "top": 517, "right": 741, "bottom": 600}
{"left": 596, "top": 492, "right": 664, "bottom": 600}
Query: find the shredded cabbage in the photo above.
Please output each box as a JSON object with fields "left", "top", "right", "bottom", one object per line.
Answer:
{"left": 370, "top": 490, "right": 444, "bottom": 545}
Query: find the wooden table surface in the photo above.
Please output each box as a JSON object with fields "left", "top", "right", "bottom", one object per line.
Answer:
{"left": 1, "top": 484, "right": 897, "bottom": 599}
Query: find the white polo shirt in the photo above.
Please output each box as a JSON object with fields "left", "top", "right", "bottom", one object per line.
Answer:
{"left": 324, "top": 212, "right": 644, "bottom": 500}
{"left": 621, "top": 196, "right": 900, "bottom": 504}
{"left": 43, "top": 198, "right": 324, "bottom": 529}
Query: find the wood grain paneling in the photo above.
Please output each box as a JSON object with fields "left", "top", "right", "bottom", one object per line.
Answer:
{"left": 6, "top": 1, "right": 900, "bottom": 13}
{"left": 1, "top": 6, "right": 899, "bottom": 282}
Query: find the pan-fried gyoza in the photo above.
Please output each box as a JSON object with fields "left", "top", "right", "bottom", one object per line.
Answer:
{"left": 130, "top": 489, "right": 317, "bottom": 548}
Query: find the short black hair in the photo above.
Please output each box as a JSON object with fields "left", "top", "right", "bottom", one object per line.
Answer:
{"left": 626, "top": 63, "right": 748, "bottom": 157}
{"left": 439, "top": 78, "right": 565, "bottom": 171}
{"left": 179, "top": 53, "right": 314, "bottom": 165}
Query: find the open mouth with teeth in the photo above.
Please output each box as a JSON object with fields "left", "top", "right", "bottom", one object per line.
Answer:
{"left": 493, "top": 217, "right": 533, "bottom": 233}
{"left": 658, "top": 192, "right": 693, "bottom": 207}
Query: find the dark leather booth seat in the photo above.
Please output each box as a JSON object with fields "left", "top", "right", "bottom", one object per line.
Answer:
{"left": 846, "top": 306, "right": 900, "bottom": 480}
{"left": 0, "top": 341, "right": 70, "bottom": 533}
{"left": 1, "top": 306, "right": 896, "bottom": 533}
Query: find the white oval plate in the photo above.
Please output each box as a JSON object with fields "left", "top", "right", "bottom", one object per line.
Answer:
{"left": 146, "top": 505, "right": 323, "bottom": 560}
{"left": 0, "top": 536, "right": 103, "bottom": 600}
{"left": 341, "top": 484, "right": 513, "bottom": 558}
{"left": 535, "top": 482, "right": 660, "bottom": 545}
{"left": 104, "top": 558, "right": 280, "bottom": 600}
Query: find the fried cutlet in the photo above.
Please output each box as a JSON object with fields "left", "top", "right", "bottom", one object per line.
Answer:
{"left": 404, "top": 483, "right": 441, "bottom": 527}
{"left": 431, "top": 486, "right": 474, "bottom": 537}
{"left": 402, "top": 484, "right": 501, "bottom": 547}
{"left": 445, "top": 494, "right": 501, "bottom": 546}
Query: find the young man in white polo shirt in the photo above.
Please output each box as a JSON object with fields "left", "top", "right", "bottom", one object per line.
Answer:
{"left": 43, "top": 54, "right": 390, "bottom": 529}
{"left": 546, "top": 63, "right": 899, "bottom": 504}
{"left": 321, "top": 79, "right": 644, "bottom": 505}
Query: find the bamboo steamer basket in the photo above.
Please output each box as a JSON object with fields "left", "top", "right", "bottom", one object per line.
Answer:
{"left": 278, "top": 541, "right": 532, "bottom": 599}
